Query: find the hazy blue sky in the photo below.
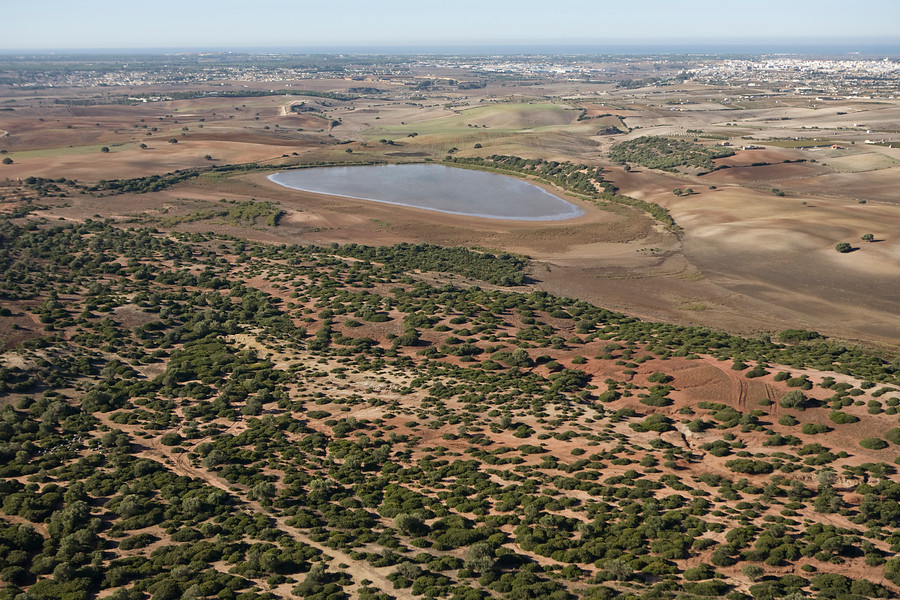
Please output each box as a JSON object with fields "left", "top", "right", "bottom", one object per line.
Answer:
{"left": 3, "top": 0, "right": 899, "bottom": 51}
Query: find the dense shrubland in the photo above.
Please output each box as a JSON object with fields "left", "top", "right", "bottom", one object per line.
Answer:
{"left": 0, "top": 219, "right": 899, "bottom": 600}
{"left": 609, "top": 136, "right": 735, "bottom": 172}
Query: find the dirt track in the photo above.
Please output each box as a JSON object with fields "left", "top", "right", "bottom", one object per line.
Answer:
{"left": 94, "top": 413, "right": 414, "bottom": 600}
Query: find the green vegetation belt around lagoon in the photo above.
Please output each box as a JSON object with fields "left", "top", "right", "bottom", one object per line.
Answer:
{"left": 33, "top": 152, "right": 682, "bottom": 234}
{"left": 1, "top": 216, "right": 900, "bottom": 600}
{"left": 443, "top": 155, "right": 680, "bottom": 233}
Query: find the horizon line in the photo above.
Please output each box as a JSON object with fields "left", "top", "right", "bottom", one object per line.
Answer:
{"left": 2, "top": 39, "right": 900, "bottom": 56}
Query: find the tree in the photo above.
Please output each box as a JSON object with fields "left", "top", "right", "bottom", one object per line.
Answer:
{"left": 742, "top": 564, "right": 764, "bottom": 581}
{"left": 464, "top": 543, "right": 496, "bottom": 573}
{"left": 250, "top": 481, "right": 276, "bottom": 502}
{"left": 243, "top": 396, "right": 263, "bottom": 416}
{"left": 861, "top": 233, "right": 874, "bottom": 242}
{"left": 604, "top": 559, "right": 633, "bottom": 581}
{"left": 780, "top": 390, "right": 807, "bottom": 410}
{"left": 817, "top": 469, "right": 837, "bottom": 488}
{"left": 835, "top": 242, "right": 853, "bottom": 253}
{"left": 1, "top": 157, "right": 11, "bottom": 165}
{"left": 100, "top": 146, "right": 110, "bottom": 153}
{"left": 139, "top": 143, "right": 148, "bottom": 149}
{"left": 673, "top": 188, "right": 683, "bottom": 196}
{"left": 168, "top": 138, "right": 178, "bottom": 144}
{"left": 394, "top": 513, "right": 426, "bottom": 535}
{"left": 160, "top": 432, "right": 182, "bottom": 446}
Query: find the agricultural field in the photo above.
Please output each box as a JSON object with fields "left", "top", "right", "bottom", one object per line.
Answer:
{"left": 1, "top": 53, "right": 900, "bottom": 600}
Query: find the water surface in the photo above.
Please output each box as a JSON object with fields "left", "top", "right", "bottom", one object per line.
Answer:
{"left": 267, "top": 164, "right": 584, "bottom": 221}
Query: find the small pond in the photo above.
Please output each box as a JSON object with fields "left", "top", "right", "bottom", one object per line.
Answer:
{"left": 267, "top": 164, "right": 584, "bottom": 221}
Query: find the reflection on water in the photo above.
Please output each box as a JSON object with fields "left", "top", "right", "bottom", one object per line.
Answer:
{"left": 267, "top": 164, "right": 584, "bottom": 221}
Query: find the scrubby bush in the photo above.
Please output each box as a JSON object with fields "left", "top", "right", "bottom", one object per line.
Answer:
{"left": 859, "top": 438, "right": 889, "bottom": 450}
{"left": 829, "top": 411, "right": 859, "bottom": 425}
{"left": 780, "top": 390, "right": 807, "bottom": 410}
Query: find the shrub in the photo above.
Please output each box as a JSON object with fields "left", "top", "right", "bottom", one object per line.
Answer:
{"left": 683, "top": 579, "right": 729, "bottom": 596}
{"left": 725, "top": 459, "right": 773, "bottom": 474}
{"left": 859, "top": 438, "right": 888, "bottom": 450}
{"left": 160, "top": 432, "right": 182, "bottom": 446}
{"left": 119, "top": 533, "right": 157, "bottom": 550}
{"left": 745, "top": 365, "right": 768, "bottom": 378}
{"left": 683, "top": 563, "right": 715, "bottom": 581}
{"left": 742, "top": 565, "right": 764, "bottom": 581}
{"left": 778, "top": 330, "right": 821, "bottom": 342}
{"left": 801, "top": 423, "right": 831, "bottom": 435}
{"left": 786, "top": 376, "right": 810, "bottom": 388}
{"left": 630, "top": 414, "right": 674, "bottom": 433}
{"left": 829, "top": 411, "right": 859, "bottom": 425}
{"left": 885, "top": 428, "right": 900, "bottom": 445}
{"left": 647, "top": 372, "right": 673, "bottom": 383}
{"left": 640, "top": 395, "right": 673, "bottom": 407}
{"left": 780, "top": 390, "right": 806, "bottom": 410}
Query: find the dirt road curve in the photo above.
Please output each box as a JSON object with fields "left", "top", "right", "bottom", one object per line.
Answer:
{"left": 95, "top": 414, "right": 413, "bottom": 599}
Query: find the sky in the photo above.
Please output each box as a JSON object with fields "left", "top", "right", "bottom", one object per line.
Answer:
{"left": 3, "top": 0, "right": 899, "bottom": 52}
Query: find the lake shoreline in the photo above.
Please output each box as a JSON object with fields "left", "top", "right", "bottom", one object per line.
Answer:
{"left": 266, "top": 164, "right": 585, "bottom": 221}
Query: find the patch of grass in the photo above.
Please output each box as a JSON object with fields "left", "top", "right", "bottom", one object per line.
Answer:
{"left": 156, "top": 199, "right": 284, "bottom": 227}
{"left": 678, "top": 302, "right": 708, "bottom": 311}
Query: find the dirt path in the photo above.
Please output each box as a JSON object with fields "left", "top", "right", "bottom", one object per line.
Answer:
{"left": 280, "top": 101, "right": 306, "bottom": 117}
{"left": 176, "top": 453, "right": 411, "bottom": 599}
{"left": 766, "top": 385, "right": 779, "bottom": 418}
{"left": 96, "top": 414, "right": 412, "bottom": 600}
{"left": 736, "top": 377, "right": 748, "bottom": 411}
{"left": 0, "top": 513, "right": 49, "bottom": 537}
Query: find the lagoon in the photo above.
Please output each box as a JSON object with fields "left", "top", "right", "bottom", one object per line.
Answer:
{"left": 267, "top": 164, "right": 584, "bottom": 221}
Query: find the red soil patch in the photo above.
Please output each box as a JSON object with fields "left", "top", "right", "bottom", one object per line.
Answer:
{"left": 579, "top": 103, "right": 639, "bottom": 118}
{"left": 714, "top": 148, "right": 808, "bottom": 166}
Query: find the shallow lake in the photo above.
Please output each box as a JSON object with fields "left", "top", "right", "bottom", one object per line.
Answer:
{"left": 267, "top": 164, "right": 584, "bottom": 221}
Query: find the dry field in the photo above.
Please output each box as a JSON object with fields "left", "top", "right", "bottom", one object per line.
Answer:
{"left": 1, "top": 74, "right": 898, "bottom": 350}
